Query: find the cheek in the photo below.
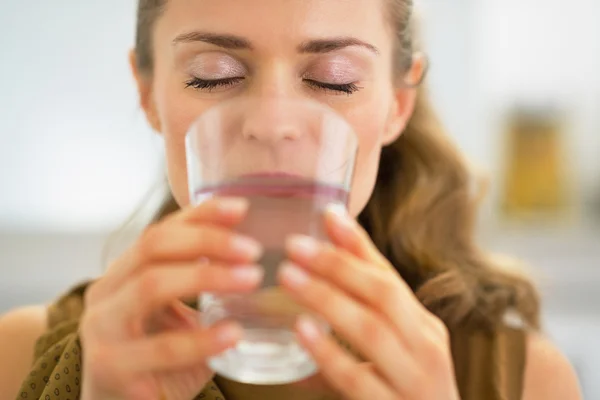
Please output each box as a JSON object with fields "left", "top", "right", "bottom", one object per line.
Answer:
{"left": 153, "top": 78, "right": 391, "bottom": 212}
{"left": 344, "top": 104, "right": 389, "bottom": 217}
{"left": 156, "top": 83, "right": 213, "bottom": 207}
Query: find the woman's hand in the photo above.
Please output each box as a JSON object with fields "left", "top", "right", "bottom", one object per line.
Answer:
{"left": 279, "top": 207, "right": 460, "bottom": 400}
{"left": 80, "top": 198, "right": 264, "bottom": 400}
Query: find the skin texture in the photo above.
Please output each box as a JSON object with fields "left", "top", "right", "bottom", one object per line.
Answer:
{"left": 135, "top": 0, "right": 416, "bottom": 217}
{"left": 0, "top": 0, "right": 582, "bottom": 399}
{"left": 0, "top": 307, "right": 47, "bottom": 399}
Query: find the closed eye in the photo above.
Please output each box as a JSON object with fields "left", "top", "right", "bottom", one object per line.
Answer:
{"left": 304, "top": 79, "right": 361, "bottom": 95}
{"left": 184, "top": 77, "right": 244, "bottom": 91}
{"left": 184, "top": 77, "right": 362, "bottom": 95}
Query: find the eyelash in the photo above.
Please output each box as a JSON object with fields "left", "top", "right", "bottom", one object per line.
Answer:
{"left": 184, "top": 77, "right": 361, "bottom": 95}
{"left": 304, "top": 79, "right": 361, "bottom": 95}
{"left": 184, "top": 77, "right": 242, "bottom": 91}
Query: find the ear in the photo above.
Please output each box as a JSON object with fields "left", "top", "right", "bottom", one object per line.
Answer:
{"left": 129, "top": 49, "right": 162, "bottom": 133}
{"left": 382, "top": 54, "right": 427, "bottom": 146}
{"left": 382, "top": 87, "right": 416, "bottom": 146}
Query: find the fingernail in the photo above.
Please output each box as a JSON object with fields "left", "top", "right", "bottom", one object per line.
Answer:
{"left": 231, "top": 265, "right": 263, "bottom": 283}
{"left": 218, "top": 197, "right": 249, "bottom": 215}
{"left": 280, "top": 261, "right": 310, "bottom": 287}
{"left": 297, "top": 315, "right": 321, "bottom": 342}
{"left": 216, "top": 323, "right": 243, "bottom": 344}
{"left": 326, "top": 204, "right": 355, "bottom": 230}
{"left": 286, "top": 235, "right": 320, "bottom": 259}
{"left": 231, "top": 236, "right": 263, "bottom": 259}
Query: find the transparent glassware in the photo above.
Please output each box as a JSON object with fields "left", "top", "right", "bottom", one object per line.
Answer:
{"left": 186, "top": 97, "right": 358, "bottom": 385}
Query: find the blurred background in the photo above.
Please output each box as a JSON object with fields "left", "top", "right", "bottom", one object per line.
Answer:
{"left": 1, "top": 0, "right": 598, "bottom": 396}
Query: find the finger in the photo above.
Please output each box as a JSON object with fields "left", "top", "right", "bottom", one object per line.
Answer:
{"left": 279, "top": 262, "right": 417, "bottom": 393}
{"left": 323, "top": 206, "right": 390, "bottom": 268}
{"left": 92, "top": 197, "right": 256, "bottom": 300}
{"left": 134, "top": 222, "right": 263, "bottom": 266}
{"left": 166, "top": 197, "right": 250, "bottom": 225}
{"left": 286, "top": 235, "right": 424, "bottom": 341}
{"left": 104, "top": 262, "right": 263, "bottom": 332}
{"left": 110, "top": 321, "right": 243, "bottom": 374}
{"left": 145, "top": 302, "right": 201, "bottom": 333}
{"left": 295, "top": 315, "right": 396, "bottom": 400}
{"left": 292, "top": 362, "right": 376, "bottom": 394}
{"left": 169, "top": 301, "right": 203, "bottom": 328}
{"left": 95, "top": 223, "right": 263, "bottom": 300}
{"left": 291, "top": 372, "right": 335, "bottom": 394}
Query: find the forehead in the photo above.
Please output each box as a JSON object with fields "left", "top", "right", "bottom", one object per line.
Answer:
{"left": 155, "top": 0, "right": 393, "bottom": 54}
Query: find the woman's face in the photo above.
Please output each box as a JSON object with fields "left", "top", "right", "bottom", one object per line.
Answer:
{"left": 133, "top": 0, "right": 417, "bottom": 216}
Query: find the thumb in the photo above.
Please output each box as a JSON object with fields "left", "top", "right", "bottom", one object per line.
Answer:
{"left": 147, "top": 301, "right": 200, "bottom": 333}
{"left": 292, "top": 362, "right": 376, "bottom": 395}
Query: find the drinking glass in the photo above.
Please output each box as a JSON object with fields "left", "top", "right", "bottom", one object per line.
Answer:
{"left": 186, "top": 97, "right": 358, "bottom": 385}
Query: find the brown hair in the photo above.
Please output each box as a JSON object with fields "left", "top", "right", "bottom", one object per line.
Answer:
{"left": 133, "top": 0, "right": 540, "bottom": 331}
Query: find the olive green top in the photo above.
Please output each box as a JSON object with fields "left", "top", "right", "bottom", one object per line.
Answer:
{"left": 16, "top": 282, "right": 527, "bottom": 400}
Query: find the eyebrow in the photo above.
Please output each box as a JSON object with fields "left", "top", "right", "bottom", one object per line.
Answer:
{"left": 173, "top": 31, "right": 379, "bottom": 55}
{"left": 173, "top": 31, "right": 252, "bottom": 49}
{"left": 298, "top": 37, "right": 379, "bottom": 55}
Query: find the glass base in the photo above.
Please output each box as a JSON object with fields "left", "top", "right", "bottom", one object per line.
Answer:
{"left": 208, "top": 328, "right": 318, "bottom": 385}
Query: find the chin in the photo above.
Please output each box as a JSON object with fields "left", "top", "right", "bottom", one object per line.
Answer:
{"left": 166, "top": 172, "right": 188, "bottom": 208}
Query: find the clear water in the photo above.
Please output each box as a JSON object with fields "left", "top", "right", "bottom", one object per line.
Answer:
{"left": 194, "top": 176, "right": 348, "bottom": 384}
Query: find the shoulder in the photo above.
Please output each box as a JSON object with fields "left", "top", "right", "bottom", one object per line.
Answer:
{"left": 0, "top": 305, "right": 47, "bottom": 350}
{"left": 0, "top": 306, "right": 48, "bottom": 399}
{"left": 523, "top": 332, "right": 582, "bottom": 400}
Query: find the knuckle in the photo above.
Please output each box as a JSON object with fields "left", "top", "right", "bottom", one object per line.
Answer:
{"left": 334, "top": 362, "right": 363, "bottom": 394}
{"left": 207, "top": 264, "right": 232, "bottom": 288}
{"left": 192, "top": 263, "right": 219, "bottom": 291}
{"left": 319, "top": 245, "right": 340, "bottom": 270}
{"left": 374, "top": 278, "right": 397, "bottom": 309}
{"left": 326, "top": 256, "right": 345, "bottom": 281}
{"left": 136, "top": 270, "right": 161, "bottom": 300}
{"left": 154, "top": 336, "right": 179, "bottom": 361}
{"left": 85, "top": 345, "right": 119, "bottom": 384}
{"left": 431, "top": 317, "right": 450, "bottom": 342}
{"left": 357, "top": 313, "right": 387, "bottom": 344}
{"left": 192, "top": 225, "right": 226, "bottom": 256}
{"left": 193, "top": 226, "right": 211, "bottom": 247}
{"left": 86, "top": 343, "right": 111, "bottom": 368}
{"left": 181, "top": 201, "right": 208, "bottom": 219}
{"left": 420, "top": 330, "right": 451, "bottom": 372}
{"left": 312, "top": 282, "right": 335, "bottom": 309}
{"left": 80, "top": 309, "right": 102, "bottom": 336}
{"left": 136, "top": 223, "right": 164, "bottom": 262}
{"left": 84, "top": 281, "right": 102, "bottom": 307}
{"left": 410, "top": 369, "right": 430, "bottom": 393}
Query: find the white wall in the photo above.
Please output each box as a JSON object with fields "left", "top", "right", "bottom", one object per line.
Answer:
{"left": 0, "top": 0, "right": 163, "bottom": 232}
{"left": 1, "top": 0, "right": 599, "bottom": 231}
{"left": 475, "top": 0, "right": 600, "bottom": 211}
{"left": 422, "top": 0, "right": 600, "bottom": 218}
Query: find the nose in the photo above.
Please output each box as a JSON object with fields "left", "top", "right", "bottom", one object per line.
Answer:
{"left": 241, "top": 99, "right": 303, "bottom": 143}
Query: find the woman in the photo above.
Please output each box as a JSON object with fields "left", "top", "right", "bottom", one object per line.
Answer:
{"left": 0, "top": 0, "right": 581, "bottom": 399}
